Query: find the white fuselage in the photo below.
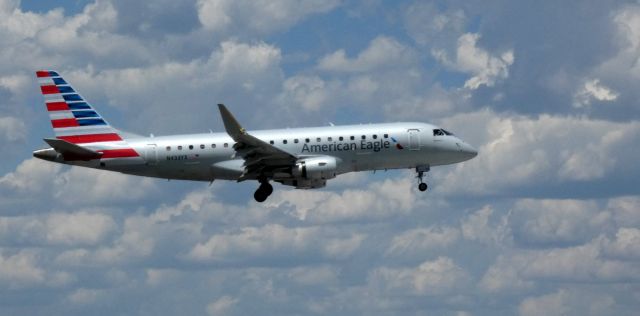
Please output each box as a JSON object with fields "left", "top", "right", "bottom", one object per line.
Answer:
{"left": 59, "top": 122, "right": 477, "bottom": 182}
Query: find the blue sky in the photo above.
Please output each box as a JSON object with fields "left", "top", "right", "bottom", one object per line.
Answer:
{"left": 1, "top": 0, "right": 639, "bottom": 315}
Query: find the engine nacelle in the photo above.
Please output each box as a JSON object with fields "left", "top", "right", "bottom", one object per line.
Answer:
{"left": 292, "top": 156, "right": 337, "bottom": 180}
{"left": 280, "top": 178, "right": 327, "bottom": 189}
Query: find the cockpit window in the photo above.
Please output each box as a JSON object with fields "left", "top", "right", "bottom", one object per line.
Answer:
{"left": 433, "top": 129, "right": 454, "bottom": 136}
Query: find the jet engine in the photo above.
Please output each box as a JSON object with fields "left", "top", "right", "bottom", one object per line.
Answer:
{"left": 292, "top": 156, "right": 337, "bottom": 180}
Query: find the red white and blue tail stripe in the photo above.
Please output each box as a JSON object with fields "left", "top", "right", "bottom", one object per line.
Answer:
{"left": 36, "top": 70, "right": 139, "bottom": 159}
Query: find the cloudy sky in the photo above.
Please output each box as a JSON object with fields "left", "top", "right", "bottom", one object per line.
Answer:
{"left": 1, "top": 0, "right": 639, "bottom": 315}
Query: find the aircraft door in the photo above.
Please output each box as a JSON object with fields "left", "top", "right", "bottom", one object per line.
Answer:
{"left": 408, "top": 129, "right": 420, "bottom": 150}
{"left": 145, "top": 144, "right": 158, "bottom": 165}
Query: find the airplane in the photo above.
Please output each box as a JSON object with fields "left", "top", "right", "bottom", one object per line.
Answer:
{"left": 32, "top": 70, "right": 478, "bottom": 202}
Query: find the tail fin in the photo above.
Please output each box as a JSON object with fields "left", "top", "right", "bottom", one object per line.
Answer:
{"left": 36, "top": 70, "right": 123, "bottom": 144}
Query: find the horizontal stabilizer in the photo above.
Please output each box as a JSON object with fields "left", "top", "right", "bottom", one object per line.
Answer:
{"left": 43, "top": 138, "right": 103, "bottom": 161}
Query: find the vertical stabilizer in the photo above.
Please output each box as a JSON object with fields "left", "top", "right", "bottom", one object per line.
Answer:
{"left": 36, "top": 70, "right": 139, "bottom": 159}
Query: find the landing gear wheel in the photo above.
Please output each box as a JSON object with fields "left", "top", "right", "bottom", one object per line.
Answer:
{"left": 254, "top": 181, "right": 274, "bottom": 203}
{"left": 262, "top": 182, "right": 273, "bottom": 196}
{"left": 416, "top": 165, "right": 430, "bottom": 193}
{"left": 254, "top": 189, "right": 268, "bottom": 202}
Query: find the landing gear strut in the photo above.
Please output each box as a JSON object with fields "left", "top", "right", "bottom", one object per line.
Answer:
{"left": 416, "top": 165, "right": 430, "bottom": 192}
{"left": 254, "top": 180, "right": 273, "bottom": 202}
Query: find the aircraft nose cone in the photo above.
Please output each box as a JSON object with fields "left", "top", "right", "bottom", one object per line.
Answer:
{"left": 458, "top": 142, "right": 478, "bottom": 160}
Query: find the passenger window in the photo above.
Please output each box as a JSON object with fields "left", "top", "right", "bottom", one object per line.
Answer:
{"left": 350, "top": 136, "right": 355, "bottom": 140}
{"left": 212, "top": 144, "right": 216, "bottom": 148}
{"left": 269, "top": 140, "right": 274, "bottom": 145}
{"left": 283, "top": 140, "right": 288, "bottom": 144}
{"left": 384, "top": 134, "right": 389, "bottom": 138}
{"left": 189, "top": 145, "right": 194, "bottom": 150}
{"left": 316, "top": 137, "right": 321, "bottom": 142}
{"left": 305, "top": 138, "right": 310, "bottom": 143}
{"left": 224, "top": 143, "right": 228, "bottom": 148}
{"left": 373, "top": 135, "right": 378, "bottom": 139}
{"left": 328, "top": 137, "right": 332, "bottom": 141}
{"left": 339, "top": 136, "right": 344, "bottom": 141}
{"left": 166, "top": 146, "right": 171, "bottom": 151}
{"left": 200, "top": 144, "right": 205, "bottom": 149}
{"left": 178, "top": 146, "right": 183, "bottom": 150}
{"left": 294, "top": 139, "right": 299, "bottom": 143}
{"left": 361, "top": 135, "right": 366, "bottom": 140}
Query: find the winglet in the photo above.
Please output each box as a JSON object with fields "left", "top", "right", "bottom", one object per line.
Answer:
{"left": 217, "top": 103, "right": 246, "bottom": 141}
{"left": 43, "top": 138, "right": 103, "bottom": 161}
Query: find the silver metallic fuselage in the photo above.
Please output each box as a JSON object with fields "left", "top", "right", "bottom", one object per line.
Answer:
{"left": 45, "top": 122, "right": 477, "bottom": 182}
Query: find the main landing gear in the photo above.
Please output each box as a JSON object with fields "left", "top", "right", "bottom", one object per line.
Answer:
{"left": 254, "top": 180, "right": 273, "bottom": 203}
{"left": 416, "top": 165, "right": 430, "bottom": 192}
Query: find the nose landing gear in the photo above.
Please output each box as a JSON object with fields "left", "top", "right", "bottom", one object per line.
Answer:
{"left": 416, "top": 165, "right": 430, "bottom": 192}
{"left": 254, "top": 180, "right": 273, "bottom": 202}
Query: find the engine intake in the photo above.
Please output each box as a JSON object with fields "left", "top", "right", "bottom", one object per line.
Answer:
{"left": 292, "top": 156, "right": 337, "bottom": 180}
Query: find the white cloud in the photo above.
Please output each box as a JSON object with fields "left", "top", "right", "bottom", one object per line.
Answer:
{"left": 608, "top": 196, "right": 640, "bottom": 227}
{"left": 0, "top": 116, "right": 26, "bottom": 142}
{"left": 369, "top": 257, "right": 470, "bottom": 295}
{"left": 46, "top": 212, "right": 116, "bottom": 246}
{"left": 603, "top": 227, "right": 640, "bottom": 260}
{"left": 479, "top": 233, "right": 640, "bottom": 293}
{"left": 0, "top": 1, "right": 63, "bottom": 43}
{"left": 573, "top": 79, "right": 619, "bottom": 107}
{"left": 0, "top": 212, "right": 115, "bottom": 247}
{"left": 145, "top": 268, "right": 180, "bottom": 286}
{"left": 385, "top": 226, "right": 459, "bottom": 256}
{"left": 63, "top": 40, "right": 283, "bottom": 133}
{"left": 433, "top": 33, "right": 514, "bottom": 89}
{"left": 598, "top": 5, "right": 640, "bottom": 79}
{"left": 461, "top": 205, "right": 511, "bottom": 246}
{"left": 280, "top": 75, "right": 332, "bottom": 111}
{"left": 404, "top": 2, "right": 466, "bottom": 46}
{"left": 197, "top": 0, "right": 339, "bottom": 34}
{"left": 273, "top": 177, "right": 417, "bottom": 223}
{"left": 0, "top": 158, "right": 159, "bottom": 205}
{"left": 287, "top": 265, "right": 339, "bottom": 286}
{"left": 188, "top": 224, "right": 365, "bottom": 263}
{"left": 436, "top": 109, "right": 640, "bottom": 195}
{"left": 318, "top": 36, "right": 418, "bottom": 73}
{"left": 0, "top": 73, "right": 30, "bottom": 97}
{"left": 509, "top": 199, "right": 606, "bottom": 246}
{"left": 519, "top": 289, "right": 615, "bottom": 316}
{"left": 68, "top": 288, "right": 104, "bottom": 305}
{"left": 0, "top": 158, "right": 62, "bottom": 192}
{"left": 0, "top": 250, "right": 45, "bottom": 287}
{"left": 206, "top": 295, "right": 238, "bottom": 316}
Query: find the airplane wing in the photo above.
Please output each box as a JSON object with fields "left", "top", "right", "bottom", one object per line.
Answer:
{"left": 217, "top": 104, "right": 298, "bottom": 181}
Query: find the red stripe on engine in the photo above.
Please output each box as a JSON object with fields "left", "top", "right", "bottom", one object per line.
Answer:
{"left": 40, "top": 85, "right": 60, "bottom": 94}
{"left": 51, "top": 118, "right": 79, "bottom": 128}
{"left": 46, "top": 102, "right": 69, "bottom": 111}
{"left": 99, "top": 149, "right": 139, "bottom": 158}
{"left": 36, "top": 71, "right": 50, "bottom": 78}
{"left": 58, "top": 133, "right": 122, "bottom": 144}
